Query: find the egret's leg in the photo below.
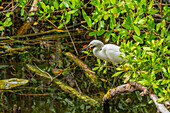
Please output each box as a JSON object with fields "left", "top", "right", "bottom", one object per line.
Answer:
{"left": 111, "top": 76, "right": 118, "bottom": 88}
{"left": 111, "top": 64, "right": 118, "bottom": 88}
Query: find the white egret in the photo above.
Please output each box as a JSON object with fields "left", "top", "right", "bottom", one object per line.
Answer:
{"left": 81, "top": 40, "right": 126, "bottom": 65}
{"left": 81, "top": 40, "right": 127, "bottom": 88}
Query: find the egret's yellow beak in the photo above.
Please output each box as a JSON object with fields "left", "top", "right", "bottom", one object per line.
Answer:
{"left": 80, "top": 44, "right": 92, "bottom": 51}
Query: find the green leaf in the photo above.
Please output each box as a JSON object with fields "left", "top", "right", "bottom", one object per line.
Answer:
{"left": 31, "top": 78, "right": 37, "bottom": 83}
{"left": 125, "top": 4, "right": 130, "bottom": 13}
{"left": 85, "top": 16, "right": 92, "bottom": 27}
{"left": 21, "top": 7, "right": 25, "bottom": 16}
{"left": 157, "top": 97, "right": 164, "bottom": 103}
{"left": 161, "top": 20, "right": 165, "bottom": 27}
{"left": 161, "top": 27, "right": 166, "bottom": 37}
{"left": 92, "top": 67, "right": 99, "bottom": 71}
{"left": 28, "top": 12, "right": 35, "bottom": 17}
{"left": 82, "top": 9, "right": 87, "bottom": 18}
{"left": 112, "top": 71, "right": 123, "bottom": 77}
{"left": 104, "top": 30, "right": 112, "bottom": 41}
{"left": 103, "top": 68, "right": 107, "bottom": 74}
{"left": 89, "top": 31, "right": 97, "bottom": 36}
{"left": 54, "top": 0, "right": 59, "bottom": 10}
{"left": 134, "top": 26, "right": 140, "bottom": 36}
{"left": 65, "top": 14, "right": 71, "bottom": 24}
{"left": 138, "top": 19, "right": 146, "bottom": 24}
{"left": 4, "top": 18, "right": 12, "bottom": 26}
{"left": 143, "top": 47, "right": 153, "bottom": 51}
{"left": 40, "top": 2, "right": 47, "bottom": 12}
{"left": 63, "top": 0, "right": 69, "bottom": 8}
{"left": 82, "top": 10, "right": 92, "bottom": 27}
{"left": 151, "top": 70, "right": 156, "bottom": 81}
{"left": 162, "top": 12, "right": 170, "bottom": 19}
{"left": 104, "top": 14, "right": 109, "bottom": 20}
{"left": 6, "top": 12, "right": 13, "bottom": 17}
{"left": 99, "top": 21, "right": 104, "bottom": 28}
{"left": 156, "top": 23, "right": 161, "bottom": 32}
{"left": 133, "top": 35, "right": 143, "bottom": 44}
{"left": 68, "top": 9, "right": 78, "bottom": 14}
{"left": 97, "top": 30, "right": 105, "bottom": 36}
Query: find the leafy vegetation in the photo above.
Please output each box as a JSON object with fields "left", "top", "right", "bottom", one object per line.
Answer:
{"left": 0, "top": 0, "right": 170, "bottom": 112}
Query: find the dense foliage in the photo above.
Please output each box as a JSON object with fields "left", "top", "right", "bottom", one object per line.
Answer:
{"left": 0, "top": 0, "right": 169, "bottom": 112}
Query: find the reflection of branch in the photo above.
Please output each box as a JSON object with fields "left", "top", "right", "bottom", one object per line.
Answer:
{"left": 103, "top": 82, "right": 169, "bottom": 113}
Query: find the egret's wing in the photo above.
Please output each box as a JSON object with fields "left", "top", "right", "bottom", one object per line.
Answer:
{"left": 106, "top": 50, "right": 126, "bottom": 65}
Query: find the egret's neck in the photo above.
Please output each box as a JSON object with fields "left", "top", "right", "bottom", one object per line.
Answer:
{"left": 93, "top": 47, "right": 100, "bottom": 56}
{"left": 93, "top": 46, "right": 108, "bottom": 61}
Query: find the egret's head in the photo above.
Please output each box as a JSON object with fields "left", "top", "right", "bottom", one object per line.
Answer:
{"left": 81, "top": 40, "right": 103, "bottom": 51}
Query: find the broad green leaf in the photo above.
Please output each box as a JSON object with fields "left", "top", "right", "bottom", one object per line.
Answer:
{"left": 143, "top": 47, "right": 153, "bottom": 51}
{"left": 86, "top": 16, "right": 92, "bottom": 27}
{"left": 133, "top": 35, "right": 143, "bottom": 44}
{"left": 104, "top": 14, "right": 109, "bottom": 20}
{"left": 97, "top": 30, "right": 105, "bottom": 36}
{"left": 134, "top": 26, "right": 140, "bottom": 36}
{"left": 65, "top": 14, "right": 71, "bottom": 24}
{"left": 103, "top": 68, "right": 107, "bottom": 74}
{"left": 6, "top": 12, "right": 13, "bottom": 17}
{"left": 28, "top": 12, "right": 35, "bottom": 17}
{"left": 54, "top": 0, "right": 59, "bottom": 9}
{"left": 68, "top": 9, "right": 78, "bottom": 14}
{"left": 82, "top": 10, "right": 87, "bottom": 18}
{"left": 161, "top": 20, "right": 165, "bottom": 27}
{"left": 40, "top": 2, "right": 47, "bottom": 12}
{"left": 125, "top": 4, "right": 130, "bottom": 13}
{"left": 138, "top": 19, "right": 145, "bottom": 24}
{"left": 158, "top": 39, "right": 164, "bottom": 46}
{"left": 123, "top": 73, "right": 130, "bottom": 83}
{"left": 89, "top": 31, "right": 97, "bottom": 36}
{"left": 92, "top": 67, "right": 99, "bottom": 71}
{"left": 157, "top": 97, "right": 165, "bottom": 102}
{"left": 151, "top": 70, "right": 156, "bottom": 81}
{"left": 112, "top": 71, "right": 123, "bottom": 77}
{"left": 99, "top": 21, "right": 104, "bottom": 28}
{"left": 63, "top": 0, "right": 69, "bottom": 8}
{"left": 161, "top": 27, "right": 166, "bottom": 37}
{"left": 148, "top": 0, "right": 154, "bottom": 11}
{"left": 4, "top": 18, "right": 12, "bottom": 26}
{"left": 21, "top": 7, "right": 25, "bottom": 16}
{"left": 82, "top": 10, "right": 92, "bottom": 27}
{"left": 31, "top": 78, "right": 37, "bottom": 83}
{"left": 162, "top": 12, "right": 170, "bottom": 19}
{"left": 104, "top": 30, "right": 112, "bottom": 42}
{"left": 156, "top": 23, "right": 161, "bottom": 32}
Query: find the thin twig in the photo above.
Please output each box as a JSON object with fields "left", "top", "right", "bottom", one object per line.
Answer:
{"left": 63, "top": 20, "right": 79, "bottom": 56}
{"left": 34, "top": 63, "right": 53, "bottom": 80}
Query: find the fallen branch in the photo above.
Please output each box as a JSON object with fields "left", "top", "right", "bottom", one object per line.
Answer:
{"left": 103, "top": 82, "right": 151, "bottom": 101}
{"left": 149, "top": 93, "right": 170, "bottom": 113}
{"left": 103, "top": 82, "right": 170, "bottom": 113}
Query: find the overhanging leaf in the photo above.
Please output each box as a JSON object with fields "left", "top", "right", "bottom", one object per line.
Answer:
{"left": 134, "top": 26, "right": 140, "bottom": 36}
{"left": 133, "top": 35, "right": 143, "bottom": 44}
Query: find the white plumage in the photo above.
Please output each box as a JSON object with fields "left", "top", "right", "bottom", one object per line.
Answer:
{"left": 81, "top": 40, "right": 126, "bottom": 65}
